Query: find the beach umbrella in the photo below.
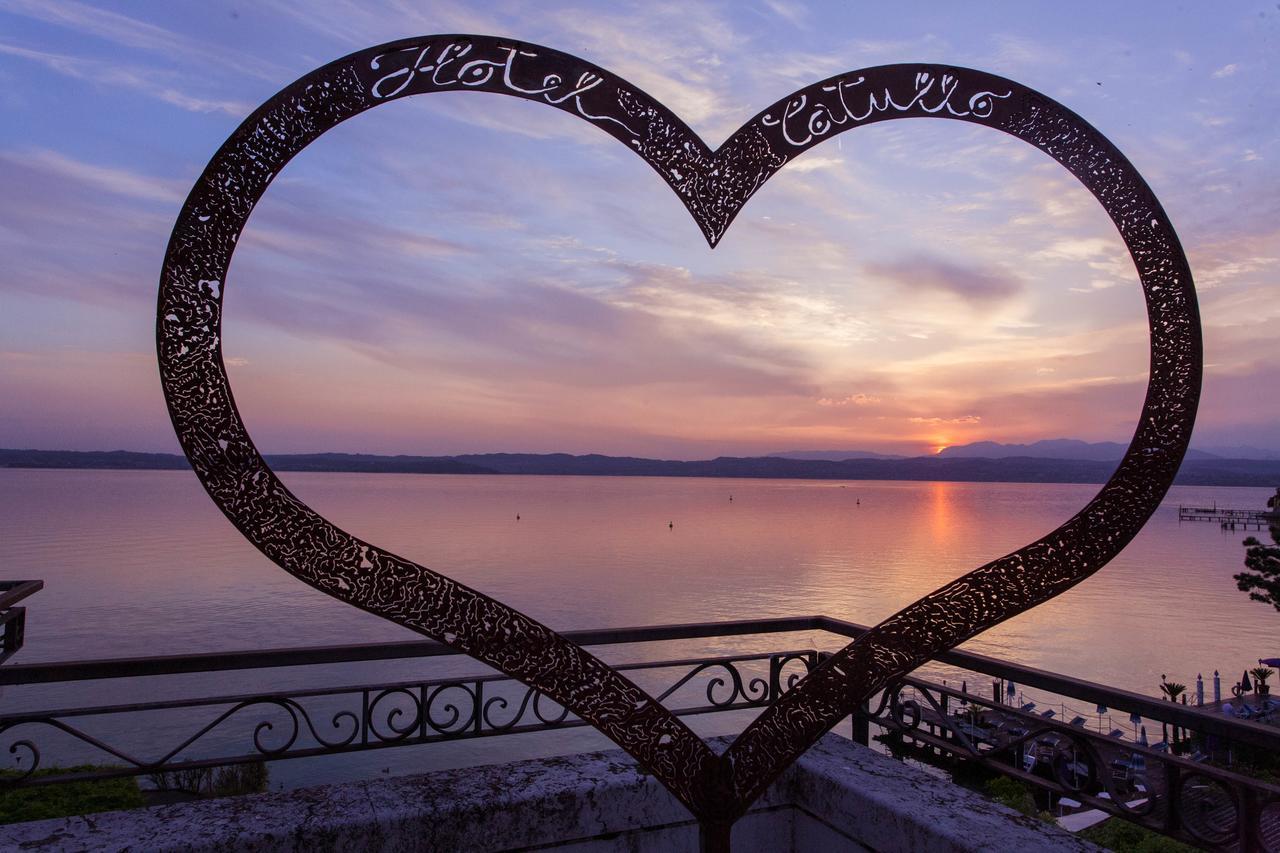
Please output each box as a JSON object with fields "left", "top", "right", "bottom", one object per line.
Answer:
{"left": 1139, "top": 726, "right": 1148, "bottom": 746}
{"left": 1214, "top": 670, "right": 1221, "bottom": 703}
{"left": 1096, "top": 703, "right": 1107, "bottom": 732}
{"left": 1129, "top": 711, "right": 1141, "bottom": 739}
{"left": 1241, "top": 671, "right": 1253, "bottom": 692}
{"left": 1260, "top": 658, "right": 1280, "bottom": 667}
{"left": 1007, "top": 680, "right": 1016, "bottom": 704}
{"left": 960, "top": 680, "right": 968, "bottom": 705}
{"left": 1196, "top": 673, "right": 1204, "bottom": 706}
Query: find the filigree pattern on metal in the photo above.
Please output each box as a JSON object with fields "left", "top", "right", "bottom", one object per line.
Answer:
{"left": 0, "top": 650, "right": 816, "bottom": 789}
{"left": 157, "top": 35, "right": 1201, "bottom": 828}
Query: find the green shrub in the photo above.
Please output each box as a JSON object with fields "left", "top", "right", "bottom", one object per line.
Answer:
{"left": 0, "top": 760, "right": 269, "bottom": 826}
{"left": 1079, "top": 817, "right": 1198, "bottom": 852}
{"left": 0, "top": 767, "right": 144, "bottom": 825}
{"left": 982, "top": 775, "right": 1040, "bottom": 818}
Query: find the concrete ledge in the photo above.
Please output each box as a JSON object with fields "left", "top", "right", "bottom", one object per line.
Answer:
{"left": 8, "top": 735, "right": 1099, "bottom": 851}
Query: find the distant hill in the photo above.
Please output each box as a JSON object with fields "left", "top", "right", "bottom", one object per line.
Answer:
{"left": 938, "top": 439, "right": 1225, "bottom": 461}
{"left": 263, "top": 452, "right": 494, "bottom": 475}
{"left": 768, "top": 449, "right": 906, "bottom": 461}
{"left": 5, "top": 447, "right": 1280, "bottom": 487}
{"left": 0, "top": 449, "right": 492, "bottom": 475}
{"left": 1197, "top": 445, "right": 1280, "bottom": 461}
{"left": 0, "top": 449, "right": 190, "bottom": 470}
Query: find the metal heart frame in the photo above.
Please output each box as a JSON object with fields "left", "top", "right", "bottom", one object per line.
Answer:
{"left": 157, "top": 34, "right": 1200, "bottom": 847}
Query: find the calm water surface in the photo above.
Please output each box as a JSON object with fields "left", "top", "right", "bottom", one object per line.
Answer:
{"left": 1, "top": 469, "right": 1274, "bottom": 786}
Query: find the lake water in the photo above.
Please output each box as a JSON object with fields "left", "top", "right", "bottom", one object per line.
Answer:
{"left": 1, "top": 469, "right": 1275, "bottom": 787}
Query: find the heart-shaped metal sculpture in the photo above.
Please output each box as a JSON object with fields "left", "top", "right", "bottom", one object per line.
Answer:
{"left": 158, "top": 35, "right": 1200, "bottom": 846}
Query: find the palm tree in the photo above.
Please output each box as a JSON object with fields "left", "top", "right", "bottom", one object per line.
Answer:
{"left": 1250, "top": 666, "right": 1273, "bottom": 696}
{"left": 1160, "top": 675, "right": 1187, "bottom": 744}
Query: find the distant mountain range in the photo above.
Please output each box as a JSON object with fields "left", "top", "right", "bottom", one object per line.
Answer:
{"left": 769, "top": 449, "right": 906, "bottom": 461}
{"left": 936, "top": 439, "right": 1235, "bottom": 461}
{"left": 4, "top": 446, "right": 1280, "bottom": 487}
{"left": 779, "top": 439, "right": 1280, "bottom": 462}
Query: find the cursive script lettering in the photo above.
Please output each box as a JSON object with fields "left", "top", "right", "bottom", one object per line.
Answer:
{"left": 369, "top": 41, "right": 637, "bottom": 135}
{"left": 762, "top": 72, "right": 1011, "bottom": 147}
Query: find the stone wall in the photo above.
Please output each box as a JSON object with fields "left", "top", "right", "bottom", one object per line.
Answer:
{"left": 7, "top": 734, "right": 1100, "bottom": 851}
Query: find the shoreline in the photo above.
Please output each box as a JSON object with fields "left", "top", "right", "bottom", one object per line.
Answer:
{"left": 4, "top": 448, "right": 1280, "bottom": 488}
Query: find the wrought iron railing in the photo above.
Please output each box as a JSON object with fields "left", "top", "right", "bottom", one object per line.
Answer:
{"left": 3, "top": 609, "right": 1278, "bottom": 850}
{"left": 0, "top": 580, "right": 41, "bottom": 666}
{"left": 0, "top": 648, "right": 817, "bottom": 787}
{"left": 866, "top": 675, "right": 1280, "bottom": 851}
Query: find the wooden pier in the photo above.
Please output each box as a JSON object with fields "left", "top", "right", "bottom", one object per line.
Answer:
{"left": 1178, "top": 505, "right": 1278, "bottom": 530}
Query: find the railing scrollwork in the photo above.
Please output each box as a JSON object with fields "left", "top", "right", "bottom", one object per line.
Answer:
{"left": 1, "top": 650, "right": 815, "bottom": 789}
{"left": 862, "top": 677, "right": 1280, "bottom": 851}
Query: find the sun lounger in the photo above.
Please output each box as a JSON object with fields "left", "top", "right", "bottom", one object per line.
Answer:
{"left": 1034, "top": 734, "right": 1061, "bottom": 762}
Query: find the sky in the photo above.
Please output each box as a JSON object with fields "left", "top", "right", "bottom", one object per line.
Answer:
{"left": 1, "top": 1, "right": 1277, "bottom": 459}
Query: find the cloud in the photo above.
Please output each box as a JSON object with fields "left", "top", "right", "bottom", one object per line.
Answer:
{"left": 239, "top": 199, "right": 468, "bottom": 264}
{"left": 1194, "top": 114, "right": 1231, "bottom": 128}
{"left": 0, "top": 0, "right": 284, "bottom": 80}
{"left": 865, "top": 257, "right": 1023, "bottom": 305}
{"left": 0, "top": 148, "right": 184, "bottom": 204}
{"left": 1034, "top": 236, "right": 1116, "bottom": 262}
{"left": 0, "top": 147, "right": 181, "bottom": 309}
{"left": 1211, "top": 63, "right": 1240, "bottom": 78}
{"left": 761, "top": 0, "right": 808, "bottom": 28}
{"left": 589, "top": 254, "right": 876, "bottom": 350}
{"left": 817, "top": 394, "right": 879, "bottom": 407}
{"left": 226, "top": 243, "right": 817, "bottom": 400}
{"left": 539, "top": 3, "right": 745, "bottom": 137}
{"left": 908, "top": 415, "right": 982, "bottom": 424}
{"left": 257, "top": 0, "right": 506, "bottom": 52}
{"left": 0, "top": 42, "right": 251, "bottom": 115}
{"left": 786, "top": 155, "right": 845, "bottom": 174}
{"left": 1186, "top": 228, "right": 1280, "bottom": 291}
{"left": 986, "top": 34, "right": 1068, "bottom": 69}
